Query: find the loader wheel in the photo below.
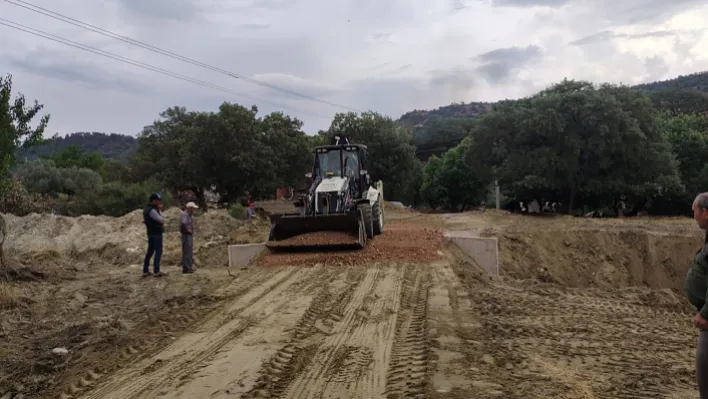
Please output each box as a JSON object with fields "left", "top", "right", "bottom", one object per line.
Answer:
{"left": 372, "top": 198, "right": 384, "bottom": 235}
{"left": 360, "top": 203, "right": 374, "bottom": 239}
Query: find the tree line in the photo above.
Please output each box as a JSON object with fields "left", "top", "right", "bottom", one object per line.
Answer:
{"left": 3, "top": 70, "right": 708, "bottom": 218}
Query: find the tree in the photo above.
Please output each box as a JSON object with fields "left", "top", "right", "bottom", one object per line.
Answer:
{"left": 420, "top": 155, "right": 446, "bottom": 209}
{"left": 0, "top": 73, "right": 50, "bottom": 185}
{"left": 471, "top": 79, "right": 682, "bottom": 213}
{"left": 16, "top": 159, "right": 102, "bottom": 198}
{"left": 43, "top": 145, "right": 105, "bottom": 172}
{"left": 325, "top": 111, "right": 422, "bottom": 203}
{"left": 647, "top": 88, "right": 708, "bottom": 116}
{"left": 133, "top": 103, "right": 315, "bottom": 205}
{"left": 420, "top": 137, "right": 488, "bottom": 211}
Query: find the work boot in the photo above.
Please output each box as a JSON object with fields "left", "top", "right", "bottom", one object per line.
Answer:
{"left": 182, "top": 269, "right": 194, "bottom": 274}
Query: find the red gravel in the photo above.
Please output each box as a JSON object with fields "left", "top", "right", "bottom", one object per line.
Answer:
{"left": 256, "top": 223, "right": 444, "bottom": 266}
{"left": 266, "top": 231, "right": 359, "bottom": 247}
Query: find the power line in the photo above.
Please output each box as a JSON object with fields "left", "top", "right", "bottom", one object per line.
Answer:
{"left": 0, "top": 18, "right": 331, "bottom": 119}
{"left": 5, "top": 0, "right": 364, "bottom": 113}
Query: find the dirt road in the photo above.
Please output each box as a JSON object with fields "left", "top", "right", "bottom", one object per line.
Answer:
{"left": 74, "top": 262, "right": 427, "bottom": 398}
{"left": 1, "top": 204, "right": 704, "bottom": 398}
{"left": 72, "top": 250, "right": 697, "bottom": 399}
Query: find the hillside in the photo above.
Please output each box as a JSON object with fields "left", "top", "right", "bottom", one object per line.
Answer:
{"left": 20, "top": 132, "right": 137, "bottom": 161}
{"left": 399, "top": 70, "right": 708, "bottom": 158}
{"left": 634, "top": 71, "right": 708, "bottom": 92}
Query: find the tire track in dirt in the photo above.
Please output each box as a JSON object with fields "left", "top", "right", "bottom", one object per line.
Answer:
{"left": 169, "top": 265, "right": 352, "bottom": 398}
{"left": 78, "top": 266, "right": 317, "bottom": 399}
{"left": 427, "top": 257, "right": 495, "bottom": 397}
{"left": 446, "top": 253, "right": 698, "bottom": 399}
{"left": 244, "top": 264, "right": 414, "bottom": 399}
{"left": 241, "top": 266, "right": 370, "bottom": 398}
{"left": 55, "top": 267, "right": 285, "bottom": 399}
{"left": 384, "top": 266, "right": 430, "bottom": 399}
{"left": 243, "top": 268, "right": 365, "bottom": 398}
{"left": 279, "top": 266, "right": 383, "bottom": 398}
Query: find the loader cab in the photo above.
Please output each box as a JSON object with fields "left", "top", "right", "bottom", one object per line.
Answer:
{"left": 311, "top": 143, "right": 370, "bottom": 197}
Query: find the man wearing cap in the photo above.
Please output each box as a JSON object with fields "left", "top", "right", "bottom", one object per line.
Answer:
{"left": 180, "top": 202, "right": 199, "bottom": 274}
{"left": 143, "top": 193, "right": 166, "bottom": 277}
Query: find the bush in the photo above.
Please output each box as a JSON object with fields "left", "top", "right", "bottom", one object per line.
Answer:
{"left": 71, "top": 179, "right": 172, "bottom": 217}
{"left": 16, "top": 159, "right": 102, "bottom": 198}
{"left": 228, "top": 203, "right": 246, "bottom": 219}
{"left": 0, "top": 179, "right": 52, "bottom": 216}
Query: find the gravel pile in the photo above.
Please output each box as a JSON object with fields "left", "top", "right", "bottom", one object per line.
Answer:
{"left": 257, "top": 223, "right": 444, "bottom": 266}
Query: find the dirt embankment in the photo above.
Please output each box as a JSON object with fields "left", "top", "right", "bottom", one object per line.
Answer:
{"left": 0, "top": 209, "right": 268, "bottom": 399}
{"left": 495, "top": 228, "right": 702, "bottom": 291}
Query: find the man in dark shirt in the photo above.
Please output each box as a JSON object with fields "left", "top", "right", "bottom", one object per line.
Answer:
{"left": 143, "top": 193, "right": 166, "bottom": 277}
{"left": 685, "top": 192, "right": 708, "bottom": 397}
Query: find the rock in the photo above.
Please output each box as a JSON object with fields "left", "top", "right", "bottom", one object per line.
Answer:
{"left": 51, "top": 347, "right": 69, "bottom": 356}
{"left": 74, "top": 293, "right": 87, "bottom": 304}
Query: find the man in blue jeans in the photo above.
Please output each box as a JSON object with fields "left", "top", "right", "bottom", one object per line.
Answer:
{"left": 143, "top": 193, "right": 166, "bottom": 277}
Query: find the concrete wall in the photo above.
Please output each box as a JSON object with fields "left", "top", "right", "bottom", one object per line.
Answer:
{"left": 228, "top": 243, "right": 267, "bottom": 269}
{"left": 444, "top": 231, "right": 499, "bottom": 276}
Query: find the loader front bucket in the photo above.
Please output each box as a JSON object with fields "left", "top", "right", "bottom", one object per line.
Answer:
{"left": 266, "top": 211, "right": 365, "bottom": 251}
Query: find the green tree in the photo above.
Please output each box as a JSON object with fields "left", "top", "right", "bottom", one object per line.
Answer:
{"left": 16, "top": 159, "right": 102, "bottom": 199}
{"left": 471, "top": 79, "right": 682, "bottom": 213}
{"left": 325, "top": 111, "right": 422, "bottom": 202}
{"left": 43, "top": 145, "right": 105, "bottom": 172}
{"left": 648, "top": 88, "right": 708, "bottom": 116}
{"left": 133, "top": 103, "right": 315, "bottom": 204}
{"left": 420, "top": 155, "right": 446, "bottom": 209}
{"left": 0, "top": 73, "right": 50, "bottom": 187}
{"left": 419, "top": 137, "right": 488, "bottom": 211}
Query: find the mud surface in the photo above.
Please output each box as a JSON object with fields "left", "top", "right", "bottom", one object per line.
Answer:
{"left": 257, "top": 223, "right": 444, "bottom": 266}
{"left": 1, "top": 203, "right": 705, "bottom": 398}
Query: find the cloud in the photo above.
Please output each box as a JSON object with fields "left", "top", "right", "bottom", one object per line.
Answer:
{"left": 570, "top": 30, "right": 680, "bottom": 46}
{"left": 6, "top": 50, "right": 145, "bottom": 93}
{"left": 489, "top": 0, "right": 569, "bottom": 7}
{"left": 0, "top": 0, "right": 707, "bottom": 136}
{"left": 473, "top": 45, "right": 543, "bottom": 84}
{"left": 115, "top": 0, "right": 202, "bottom": 21}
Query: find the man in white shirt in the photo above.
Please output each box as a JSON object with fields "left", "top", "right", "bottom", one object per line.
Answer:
{"left": 180, "top": 202, "right": 198, "bottom": 273}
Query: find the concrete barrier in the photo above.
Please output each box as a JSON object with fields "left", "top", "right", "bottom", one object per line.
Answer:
{"left": 444, "top": 231, "right": 499, "bottom": 276}
{"left": 228, "top": 243, "right": 267, "bottom": 269}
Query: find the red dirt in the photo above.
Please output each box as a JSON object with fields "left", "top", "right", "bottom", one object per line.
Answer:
{"left": 266, "top": 231, "right": 359, "bottom": 247}
{"left": 256, "top": 223, "right": 444, "bottom": 266}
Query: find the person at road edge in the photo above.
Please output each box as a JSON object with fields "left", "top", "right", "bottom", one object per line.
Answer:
{"left": 143, "top": 193, "right": 166, "bottom": 277}
{"left": 685, "top": 192, "right": 708, "bottom": 397}
{"left": 180, "top": 201, "right": 198, "bottom": 274}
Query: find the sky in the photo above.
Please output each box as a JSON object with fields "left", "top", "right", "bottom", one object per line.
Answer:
{"left": 1, "top": 0, "right": 708, "bottom": 136}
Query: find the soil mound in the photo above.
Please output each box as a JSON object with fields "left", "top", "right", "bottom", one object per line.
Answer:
{"left": 1, "top": 209, "right": 249, "bottom": 266}
{"left": 256, "top": 223, "right": 444, "bottom": 266}
{"left": 496, "top": 228, "right": 702, "bottom": 290}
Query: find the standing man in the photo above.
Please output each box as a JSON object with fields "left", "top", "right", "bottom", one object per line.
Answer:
{"left": 685, "top": 192, "right": 708, "bottom": 398}
{"left": 143, "top": 193, "right": 166, "bottom": 277}
{"left": 180, "top": 201, "right": 198, "bottom": 274}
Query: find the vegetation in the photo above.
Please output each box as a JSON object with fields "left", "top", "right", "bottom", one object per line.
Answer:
{"left": 3, "top": 70, "right": 708, "bottom": 218}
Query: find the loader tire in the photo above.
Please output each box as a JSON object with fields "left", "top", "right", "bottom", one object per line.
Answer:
{"left": 360, "top": 203, "right": 374, "bottom": 239}
{"left": 372, "top": 198, "right": 384, "bottom": 235}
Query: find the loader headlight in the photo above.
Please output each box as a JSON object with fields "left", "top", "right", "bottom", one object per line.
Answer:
{"left": 326, "top": 171, "right": 334, "bottom": 177}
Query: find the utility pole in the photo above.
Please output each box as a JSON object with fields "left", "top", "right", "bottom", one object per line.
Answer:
{"left": 494, "top": 180, "right": 500, "bottom": 210}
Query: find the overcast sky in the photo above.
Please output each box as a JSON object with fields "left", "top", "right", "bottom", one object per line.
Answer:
{"left": 1, "top": 0, "right": 708, "bottom": 136}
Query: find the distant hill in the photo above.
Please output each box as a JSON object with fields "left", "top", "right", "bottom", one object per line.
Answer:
{"left": 398, "top": 102, "right": 493, "bottom": 127}
{"left": 633, "top": 71, "right": 708, "bottom": 92}
{"left": 20, "top": 132, "right": 137, "bottom": 161}
{"left": 399, "top": 70, "right": 708, "bottom": 160}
